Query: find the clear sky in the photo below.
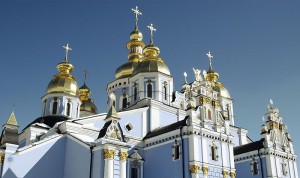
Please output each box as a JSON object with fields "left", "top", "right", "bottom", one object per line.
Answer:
{"left": 0, "top": 0, "right": 299, "bottom": 171}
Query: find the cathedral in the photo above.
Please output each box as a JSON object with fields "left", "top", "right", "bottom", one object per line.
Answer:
{"left": 0, "top": 6, "right": 298, "bottom": 178}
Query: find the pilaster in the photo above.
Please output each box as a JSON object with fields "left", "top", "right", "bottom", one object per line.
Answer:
{"left": 189, "top": 164, "right": 200, "bottom": 178}
{"left": 103, "top": 148, "right": 116, "bottom": 178}
{"left": 119, "top": 150, "right": 128, "bottom": 178}
{"left": 202, "top": 166, "right": 208, "bottom": 178}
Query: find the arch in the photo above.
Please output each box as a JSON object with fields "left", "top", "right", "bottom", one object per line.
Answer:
{"left": 147, "top": 83, "right": 152, "bottom": 98}
{"left": 122, "top": 97, "right": 128, "bottom": 109}
{"left": 52, "top": 98, "right": 58, "bottom": 115}
{"left": 163, "top": 84, "right": 167, "bottom": 100}
{"left": 134, "top": 86, "right": 138, "bottom": 101}
{"left": 66, "top": 102, "right": 71, "bottom": 116}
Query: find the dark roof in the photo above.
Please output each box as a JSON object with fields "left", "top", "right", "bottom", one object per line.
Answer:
{"left": 23, "top": 115, "right": 69, "bottom": 131}
{"left": 143, "top": 117, "right": 188, "bottom": 140}
{"left": 234, "top": 138, "right": 265, "bottom": 155}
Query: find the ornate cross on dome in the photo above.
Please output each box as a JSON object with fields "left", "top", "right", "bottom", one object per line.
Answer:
{"left": 206, "top": 51, "right": 213, "bottom": 70}
{"left": 83, "top": 70, "right": 89, "bottom": 84}
{"left": 147, "top": 23, "right": 156, "bottom": 45}
{"left": 63, "top": 44, "right": 72, "bottom": 62}
{"left": 132, "top": 6, "right": 142, "bottom": 29}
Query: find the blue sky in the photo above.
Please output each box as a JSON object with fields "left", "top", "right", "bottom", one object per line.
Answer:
{"left": 0, "top": 0, "right": 299, "bottom": 170}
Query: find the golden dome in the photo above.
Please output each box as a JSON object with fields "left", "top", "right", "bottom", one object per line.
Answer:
{"left": 130, "top": 29, "right": 143, "bottom": 41}
{"left": 46, "top": 61, "right": 79, "bottom": 96}
{"left": 213, "top": 82, "right": 231, "bottom": 98}
{"left": 115, "top": 29, "right": 145, "bottom": 80}
{"left": 79, "top": 82, "right": 97, "bottom": 114}
{"left": 132, "top": 44, "right": 171, "bottom": 76}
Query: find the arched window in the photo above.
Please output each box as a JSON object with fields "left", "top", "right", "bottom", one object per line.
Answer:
{"left": 66, "top": 102, "right": 71, "bottom": 116}
{"left": 173, "top": 140, "right": 180, "bottom": 160}
{"left": 147, "top": 83, "right": 152, "bottom": 98}
{"left": 43, "top": 99, "right": 47, "bottom": 116}
{"left": 122, "top": 97, "right": 128, "bottom": 109}
{"left": 52, "top": 99, "right": 58, "bottom": 114}
{"left": 211, "top": 142, "right": 218, "bottom": 161}
{"left": 134, "top": 87, "right": 138, "bottom": 101}
{"left": 163, "top": 85, "right": 167, "bottom": 100}
{"left": 131, "top": 168, "right": 138, "bottom": 178}
{"left": 113, "top": 100, "right": 116, "bottom": 107}
{"left": 252, "top": 158, "right": 259, "bottom": 175}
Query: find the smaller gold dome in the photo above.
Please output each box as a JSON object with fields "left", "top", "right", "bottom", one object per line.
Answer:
{"left": 213, "top": 82, "right": 231, "bottom": 98}
{"left": 130, "top": 29, "right": 143, "bottom": 41}
{"left": 132, "top": 44, "right": 171, "bottom": 76}
{"left": 46, "top": 62, "right": 79, "bottom": 96}
{"left": 115, "top": 61, "right": 138, "bottom": 79}
{"left": 79, "top": 82, "right": 97, "bottom": 114}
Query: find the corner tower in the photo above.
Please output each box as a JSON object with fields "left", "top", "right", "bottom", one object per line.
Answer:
{"left": 107, "top": 6, "right": 146, "bottom": 111}
{"left": 41, "top": 44, "right": 81, "bottom": 118}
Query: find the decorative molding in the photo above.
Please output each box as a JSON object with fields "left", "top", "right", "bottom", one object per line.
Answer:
{"left": 103, "top": 149, "right": 116, "bottom": 159}
{"left": 119, "top": 151, "right": 128, "bottom": 161}
{"left": 189, "top": 164, "right": 200, "bottom": 174}
{"left": 202, "top": 166, "right": 209, "bottom": 175}
{"left": 222, "top": 170, "right": 229, "bottom": 178}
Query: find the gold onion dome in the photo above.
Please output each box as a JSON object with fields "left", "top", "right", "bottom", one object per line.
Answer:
{"left": 132, "top": 44, "right": 171, "bottom": 76}
{"left": 115, "top": 29, "right": 146, "bottom": 80}
{"left": 47, "top": 61, "right": 79, "bottom": 96}
{"left": 79, "top": 82, "right": 97, "bottom": 114}
{"left": 205, "top": 51, "right": 230, "bottom": 98}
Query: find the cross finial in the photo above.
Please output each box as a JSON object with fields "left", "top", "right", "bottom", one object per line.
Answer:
{"left": 183, "top": 72, "right": 188, "bottom": 84}
{"left": 12, "top": 103, "right": 15, "bottom": 112}
{"left": 83, "top": 70, "right": 89, "bottom": 84}
{"left": 132, "top": 6, "right": 142, "bottom": 30}
{"left": 206, "top": 51, "right": 214, "bottom": 70}
{"left": 63, "top": 44, "right": 72, "bottom": 62}
{"left": 147, "top": 23, "right": 156, "bottom": 45}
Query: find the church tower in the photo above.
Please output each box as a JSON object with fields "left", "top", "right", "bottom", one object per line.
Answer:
{"left": 107, "top": 6, "right": 146, "bottom": 111}
{"left": 0, "top": 111, "right": 19, "bottom": 148}
{"left": 129, "top": 23, "right": 173, "bottom": 105}
{"left": 41, "top": 44, "right": 81, "bottom": 118}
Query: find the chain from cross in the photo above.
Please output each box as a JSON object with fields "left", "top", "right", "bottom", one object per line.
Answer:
{"left": 63, "top": 44, "right": 72, "bottom": 62}
{"left": 83, "top": 70, "right": 89, "bottom": 83}
{"left": 206, "top": 51, "right": 213, "bottom": 69}
{"left": 147, "top": 24, "right": 156, "bottom": 44}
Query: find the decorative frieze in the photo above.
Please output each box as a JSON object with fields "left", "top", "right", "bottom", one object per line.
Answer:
{"left": 189, "top": 164, "right": 200, "bottom": 174}
{"left": 103, "top": 149, "right": 116, "bottom": 159}
{"left": 202, "top": 166, "right": 209, "bottom": 175}
{"left": 119, "top": 151, "right": 128, "bottom": 161}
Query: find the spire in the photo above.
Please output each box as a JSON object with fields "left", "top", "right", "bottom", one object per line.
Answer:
{"left": 4, "top": 111, "right": 19, "bottom": 127}
{"left": 205, "top": 51, "right": 219, "bottom": 82}
{"left": 57, "top": 44, "right": 74, "bottom": 74}
{"left": 147, "top": 23, "right": 156, "bottom": 45}
{"left": 63, "top": 44, "right": 72, "bottom": 62}
{"left": 105, "top": 105, "right": 120, "bottom": 121}
{"left": 132, "top": 6, "right": 142, "bottom": 30}
{"left": 206, "top": 51, "right": 214, "bottom": 73}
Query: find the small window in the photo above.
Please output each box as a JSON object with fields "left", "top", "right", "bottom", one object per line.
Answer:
{"left": 163, "top": 85, "right": 167, "bottom": 100}
{"left": 173, "top": 140, "right": 180, "bottom": 160}
{"left": 147, "top": 83, "right": 152, "bottom": 98}
{"left": 122, "top": 97, "right": 128, "bottom": 109}
{"left": 113, "top": 101, "right": 116, "bottom": 108}
{"left": 131, "top": 168, "right": 138, "bottom": 178}
{"left": 66, "top": 102, "right": 71, "bottom": 116}
{"left": 125, "top": 123, "right": 133, "bottom": 132}
{"left": 134, "top": 87, "right": 138, "bottom": 101}
{"left": 210, "top": 142, "right": 218, "bottom": 161}
{"left": 208, "top": 109, "right": 212, "bottom": 120}
{"left": 251, "top": 158, "right": 259, "bottom": 175}
{"left": 52, "top": 99, "right": 58, "bottom": 114}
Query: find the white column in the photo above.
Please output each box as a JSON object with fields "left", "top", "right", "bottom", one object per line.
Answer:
{"left": 103, "top": 149, "right": 116, "bottom": 178}
{"left": 119, "top": 151, "right": 128, "bottom": 178}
